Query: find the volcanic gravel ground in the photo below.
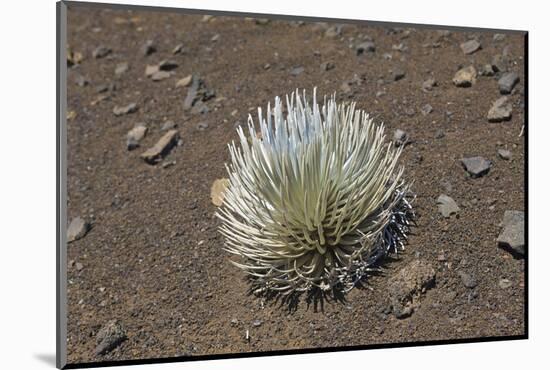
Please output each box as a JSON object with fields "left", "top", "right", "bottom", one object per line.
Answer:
{"left": 65, "top": 4, "right": 526, "bottom": 364}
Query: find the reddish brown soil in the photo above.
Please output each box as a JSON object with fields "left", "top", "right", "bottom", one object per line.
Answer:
{"left": 65, "top": 4, "right": 526, "bottom": 365}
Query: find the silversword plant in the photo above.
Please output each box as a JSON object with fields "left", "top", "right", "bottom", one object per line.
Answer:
{"left": 217, "top": 89, "right": 413, "bottom": 296}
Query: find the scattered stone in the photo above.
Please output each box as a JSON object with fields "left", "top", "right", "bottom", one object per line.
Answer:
{"left": 324, "top": 25, "right": 342, "bottom": 38}
{"left": 161, "top": 161, "right": 176, "bottom": 169}
{"left": 211, "top": 34, "right": 220, "bottom": 42}
{"left": 461, "top": 156, "right": 491, "bottom": 177}
{"left": 158, "top": 60, "right": 179, "bottom": 71}
{"left": 458, "top": 271, "right": 477, "bottom": 288}
{"left": 421, "top": 104, "right": 433, "bottom": 115}
{"left": 320, "top": 61, "right": 335, "bottom": 71}
{"left": 92, "top": 45, "right": 111, "bottom": 59}
{"left": 126, "top": 123, "right": 148, "bottom": 150}
{"left": 389, "top": 260, "right": 435, "bottom": 319}
{"left": 211, "top": 178, "right": 230, "bottom": 206}
{"left": 115, "top": 62, "right": 129, "bottom": 76}
{"left": 437, "top": 194, "right": 459, "bottom": 218}
{"left": 392, "top": 68, "right": 406, "bottom": 81}
{"left": 197, "top": 122, "right": 209, "bottom": 131}
{"left": 340, "top": 82, "right": 351, "bottom": 94}
{"left": 290, "top": 66, "right": 304, "bottom": 76}
{"left": 161, "top": 120, "right": 177, "bottom": 131}
{"left": 75, "top": 75, "right": 89, "bottom": 87}
{"left": 493, "top": 34, "right": 506, "bottom": 42}
{"left": 252, "top": 320, "right": 262, "bottom": 327}
{"left": 172, "top": 43, "right": 185, "bottom": 54}
{"left": 479, "top": 64, "right": 495, "bottom": 76}
{"left": 94, "top": 320, "right": 127, "bottom": 356}
{"left": 460, "top": 39, "right": 481, "bottom": 55}
{"left": 356, "top": 41, "right": 375, "bottom": 55}
{"left": 499, "top": 279, "right": 512, "bottom": 289}
{"left": 487, "top": 96, "right": 512, "bottom": 122}
{"left": 140, "top": 129, "right": 179, "bottom": 164}
{"left": 151, "top": 70, "right": 171, "bottom": 81}
{"left": 492, "top": 54, "right": 508, "bottom": 73}
{"left": 453, "top": 66, "right": 477, "bottom": 87}
{"left": 145, "top": 64, "right": 159, "bottom": 77}
{"left": 498, "top": 148, "right": 512, "bottom": 160}
{"left": 75, "top": 262, "right": 84, "bottom": 271}
{"left": 141, "top": 40, "right": 156, "bottom": 56}
{"left": 255, "top": 18, "right": 270, "bottom": 25}
{"left": 497, "top": 210, "right": 525, "bottom": 256}
{"left": 113, "top": 103, "right": 138, "bottom": 116}
{"left": 67, "top": 49, "right": 83, "bottom": 66}
{"left": 183, "top": 76, "right": 214, "bottom": 111}
{"left": 435, "top": 129, "right": 445, "bottom": 139}
{"left": 498, "top": 72, "right": 519, "bottom": 94}
{"left": 176, "top": 75, "right": 193, "bottom": 88}
{"left": 67, "top": 217, "right": 90, "bottom": 242}
{"left": 393, "top": 129, "right": 408, "bottom": 147}
{"left": 422, "top": 78, "right": 437, "bottom": 92}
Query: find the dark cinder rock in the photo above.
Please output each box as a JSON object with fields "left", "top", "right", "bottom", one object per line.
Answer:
{"left": 498, "top": 148, "right": 512, "bottom": 160}
{"left": 461, "top": 156, "right": 491, "bottom": 178}
{"left": 389, "top": 260, "right": 435, "bottom": 319}
{"left": 158, "top": 60, "right": 179, "bottom": 71}
{"left": 437, "top": 194, "right": 459, "bottom": 218}
{"left": 141, "top": 40, "right": 156, "bottom": 56}
{"left": 393, "top": 129, "right": 408, "bottom": 147}
{"left": 392, "top": 68, "right": 406, "bottom": 81}
{"left": 67, "top": 217, "right": 90, "bottom": 242}
{"left": 92, "top": 45, "right": 111, "bottom": 59}
{"left": 497, "top": 210, "right": 525, "bottom": 256}
{"left": 492, "top": 54, "right": 509, "bottom": 73}
{"left": 460, "top": 39, "right": 481, "bottom": 55}
{"left": 94, "top": 320, "right": 127, "bottom": 356}
{"left": 290, "top": 66, "right": 304, "bottom": 76}
{"left": 498, "top": 72, "right": 519, "bottom": 94}
{"left": 356, "top": 41, "right": 375, "bottom": 55}
{"left": 113, "top": 103, "right": 138, "bottom": 116}
{"left": 422, "top": 78, "right": 437, "bottom": 92}
{"left": 140, "top": 129, "right": 179, "bottom": 164}
{"left": 487, "top": 97, "right": 512, "bottom": 122}
{"left": 458, "top": 271, "right": 477, "bottom": 288}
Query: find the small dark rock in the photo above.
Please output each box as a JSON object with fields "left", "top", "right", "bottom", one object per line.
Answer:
{"left": 92, "top": 46, "right": 111, "bottom": 59}
{"left": 161, "top": 120, "right": 177, "bottom": 131}
{"left": 437, "top": 194, "right": 459, "bottom": 218}
{"left": 113, "top": 103, "right": 138, "bottom": 116}
{"left": 158, "top": 60, "right": 179, "bottom": 71}
{"left": 422, "top": 78, "right": 437, "bottom": 92}
{"left": 393, "top": 129, "right": 408, "bottom": 147}
{"left": 498, "top": 148, "right": 512, "bottom": 160}
{"left": 94, "top": 320, "right": 127, "bottom": 356}
{"left": 497, "top": 210, "right": 525, "bottom": 256}
{"left": 421, "top": 104, "right": 433, "bottom": 115}
{"left": 67, "top": 217, "right": 90, "bottom": 242}
{"left": 290, "top": 66, "right": 304, "bottom": 76}
{"left": 392, "top": 68, "right": 406, "bottom": 81}
{"left": 458, "top": 271, "right": 477, "bottom": 288}
{"left": 126, "top": 123, "right": 147, "bottom": 150}
{"left": 461, "top": 156, "right": 491, "bottom": 177}
{"left": 320, "top": 61, "right": 335, "bottom": 71}
{"left": 460, "top": 39, "right": 481, "bottom": 55}
{"left": 141, "top": 129, "right": 179, "bottom": 164}
{"left": 487, "top": 97, "right": 512, "bottom": 122}
{"left": 498, "top": 72, "right": 519, "bottom": 94}
{"left": 141, "top": 40, "right": 156, "bottom": 56}
{"left": 492, "top": 54, "right": 509, "bottom": 73}
{"left": 356, "top": 41, "right": 375, "bottom": 55}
